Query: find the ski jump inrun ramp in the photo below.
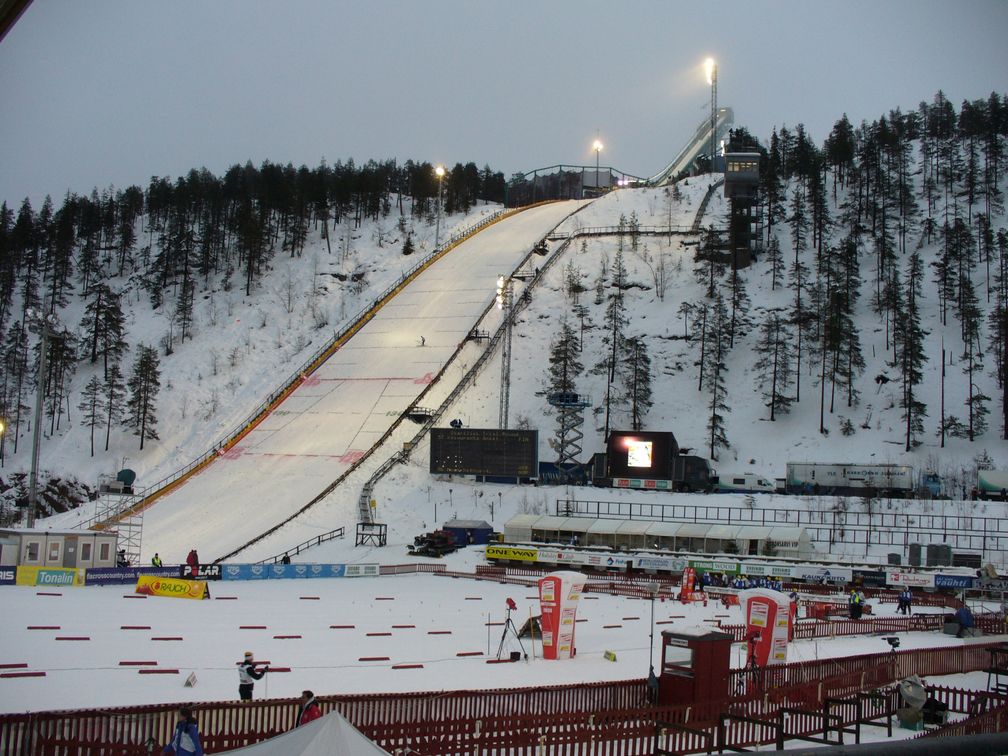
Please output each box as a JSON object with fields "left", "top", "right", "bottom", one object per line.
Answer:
{"left": 135, "top": 201, "right": 584, "bottom": 561}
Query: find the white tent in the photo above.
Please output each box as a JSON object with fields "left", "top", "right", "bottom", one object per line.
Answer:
{"left": 221, "top": 711, "right": 390, "bottom": 755}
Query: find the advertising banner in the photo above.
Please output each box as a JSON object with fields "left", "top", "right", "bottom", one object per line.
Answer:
{"left": 0, "top": 567, "right": 16, "bottom": 585}
{"left": 582, "top": 553, "right": 631, "bottom": 570}
{"left": 743, "top": 563, "right": 796, "bottom": 578}
{"left": 689, "top": 559, "right": 741, "bottom": 575}
{"left": 86, "top": 566, "right": 178, "bottom": 586}
{"left": 790, "top": 566, "right": 852, "bottom": 584}
{"left": 485, "top": 545, "right": 538, "bottom": 562}
{"left": 220, "top": 563, "right": 377, "bottom": 581}
{"left": 934, "top": 574, "right": 973, "bottom": 589}
{"left": 538, "top": 571, "right": 586, "bottom": 660}
{"left": 178, "top": 564, "right": 222, "bottom": 581}
{"left": 739, "top": 588, "right": 791, "bottom": 666}
{"left": 886, "top": 571, "right": 935, "bottom": 588}
{"left": 535, "top": 548, "right": 586, "bottom": 567}
{"left": 16, "top": 566, "right": 86, "bottom": 587}
{"left": 135, "top": 575, "right": 209, "bottom": 600}
{"left": 634, "top": 555, "right": 688, "bottom": 573}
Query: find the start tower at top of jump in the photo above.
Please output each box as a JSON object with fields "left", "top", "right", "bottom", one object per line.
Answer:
{"left": 505, "top": 107, "right": 734, "bottom": 206}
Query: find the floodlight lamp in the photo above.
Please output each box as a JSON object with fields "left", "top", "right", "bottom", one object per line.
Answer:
{"left": 704, "top": 57, "right": 716, "bottom": 85}
{"left": 435, "top": 165, "right": 445, "bottom": 178}
{"left": 592, "top": 139, "right": 604, "bottom": 153}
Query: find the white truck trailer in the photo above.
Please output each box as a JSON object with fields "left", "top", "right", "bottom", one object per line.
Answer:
{"left": 785, "top": 463, "right": 915, "bottom": 497}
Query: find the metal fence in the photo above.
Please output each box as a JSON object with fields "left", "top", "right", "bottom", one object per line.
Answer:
{"left": 558, "top": 497, "right": 1008, "bottom": 563}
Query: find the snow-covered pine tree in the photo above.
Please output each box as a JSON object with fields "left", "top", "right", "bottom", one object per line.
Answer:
{"left": 125, "top": 344, "right": 161, "bottom": 450}
{"left": 618, "top": 336, "right": 652, "bottom": 431}
{"left": 103, "top": 363, "right": 126, "bottom": 452}
{"left": 78, "top": 375, "right": 105, "bottom": 457}
{"left": 892, "top": 252, "right": 929, "bottom": 450}
{"left": 752, "top": 307, "right": 794, "bottom": 421}
{"left": 959, "top": 273, "right": 990, "bottom": 440}
{"left": 703, "top": 294, "right": 731, "bottom": 460}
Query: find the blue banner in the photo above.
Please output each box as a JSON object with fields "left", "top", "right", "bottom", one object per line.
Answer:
{"left": 934, "top": 574, "right": 974, "bottom": 589}
{"left": 222, "top": 563, "right": 348, "bottom": 581}
{"left": 0, "top": 567, "right": 15, "bottom": 585}
{"left": 85, "top": 566, "right": 178, "bottom": 586}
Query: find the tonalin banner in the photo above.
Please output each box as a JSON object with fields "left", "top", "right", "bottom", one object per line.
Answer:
{"left": 16, "top": 566, "right": 86, "bottom": 587}
{"left": 135, "top": 575, "right": 209, "bottom": 600}
{"left": 538, "top": 571, "right": 586, "bottom": 660}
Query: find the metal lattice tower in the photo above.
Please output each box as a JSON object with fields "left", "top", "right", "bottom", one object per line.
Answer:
{"left": 496, "top": 275, "right": 514, "bottom": 429}
{"left": 547, "top": 392, "right": 591, "bottom": 469}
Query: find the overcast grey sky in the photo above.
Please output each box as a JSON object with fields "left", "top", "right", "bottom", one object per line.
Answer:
{"left": 1, "top": 0, "right": 1006, "bottom": 207}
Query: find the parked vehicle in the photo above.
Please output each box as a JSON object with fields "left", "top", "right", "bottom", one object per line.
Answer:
{"left": 974, "top": 470, "right": 1008, "bottom": 501}
{"left": 715, "top": 473, "right": 775, "bottom": 494}
{"left": 785, "top": 463, "right": 915, "bottom": 497}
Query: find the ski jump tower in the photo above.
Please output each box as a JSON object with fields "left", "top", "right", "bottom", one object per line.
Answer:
{"left": 547, "top": 392, "right": 591, "bottom": 478}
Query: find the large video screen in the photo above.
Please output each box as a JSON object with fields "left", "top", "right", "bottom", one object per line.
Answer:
{"left": 430, "top": 428, "right": 538, "bottom": 477}
{"left": 606, "top": 431, "right": 677, "bottom": 480}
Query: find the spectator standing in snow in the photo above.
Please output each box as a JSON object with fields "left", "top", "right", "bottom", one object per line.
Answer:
{"left": 281, "top": 553, "right": 291, "bottom": 564}
{"left": 163, "top": 706, "right": 203, "bottom": 756}
{"left": 186, "top": 549, "right": 199, "bottom": 577}
{"left": 238, "top": 651, "right": 268, "bottom": 700}
{"left": 151, "top": 553, "right": 163, "bottom": 567}
{"left": 955, "top": 605, "right": 975, "bottom": 638}
{"left": 295, "top": 690, "right": 322, "bottom": 727}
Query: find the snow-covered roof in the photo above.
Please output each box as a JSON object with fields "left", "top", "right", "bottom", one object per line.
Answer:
{"left": 704, "top": 524, "right": 743, "bottom": 539}
{"left": 674, "top": 523, "right": 712, "bottom": 538}
{"left": 443, "top": 519, "right": 493, "bottom": 530}
{"left": 644, "top": 522, "right": 685, "bottom": 538}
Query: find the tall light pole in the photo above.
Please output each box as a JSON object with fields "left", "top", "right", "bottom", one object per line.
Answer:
{"left": 647, "top": 582, "right": 660, "bottom": 702}
{"left": 705, "top": 57, "right": 718, "bottom": 172}
{"left": 434, "top": 165, "right": 446, "bottom": 249}
{"left": 592, "top": 139, "right": 604, "bottom": 192}
{"left": 496, "top": 275, "right": 514, "bottom": 429}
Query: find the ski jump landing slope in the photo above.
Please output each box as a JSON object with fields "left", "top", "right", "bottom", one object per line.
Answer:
{"left": 140, "top": 202, "right": 583, "bottom": 562}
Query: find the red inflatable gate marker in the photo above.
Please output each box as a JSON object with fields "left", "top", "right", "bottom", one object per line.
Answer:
{"left": 27, "top": 626, "right": 60, "bottom": 630}
{"left": 0, "top": 664, "right": 28, "bottom": 670}
{"left": 1, "top": 671, "right": 45, "bottom": 678}
{"left": 119, "top": 661, "right": 158, "bottom": 666}
{"left": 138, "top": 669, "right": 178, "bottom": 675}
{"left": 120, "top": 625, "right": 152, "bottom": 630}
{"left": 392, "top": 664, "right": 423, "bottom": 670}
{"left": 358, "top": 656, "right": 390, "bottom": 662}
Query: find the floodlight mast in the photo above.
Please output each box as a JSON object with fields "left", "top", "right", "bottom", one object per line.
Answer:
{"left": 705, "top": 58, "right": 718, "bottom": 172}
{"left": 434, "top": 165, "right": 446, "bottom": 249}
{"left": 592, "top": 139, "right": 603, "bottom": 191}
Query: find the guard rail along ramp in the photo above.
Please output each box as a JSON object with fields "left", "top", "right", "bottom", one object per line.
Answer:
{"left": 216, "top": 200, "right": 587, "bottom": 561}
{"left": 77, "top": 208, "right": 512, "bottom": 536}
{"left": 648, "top": 106, "right": 734, "bottom": 186}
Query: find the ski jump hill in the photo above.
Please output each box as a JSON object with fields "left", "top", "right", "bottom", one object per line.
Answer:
{"left": 103, "top": 201, "right": 586, "bottom": 563}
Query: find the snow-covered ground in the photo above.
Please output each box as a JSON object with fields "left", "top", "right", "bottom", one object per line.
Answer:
{"left": 0, "top": 561, "right": 998, "bottom": 717}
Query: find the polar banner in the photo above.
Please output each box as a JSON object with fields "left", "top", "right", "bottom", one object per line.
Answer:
{"left": 538, "top": 571, "right": 586, "bottom": 660}
{"left": 16, "top": 566, "right": 86, "bottom": 587}
{"left": 178, "top": 564, "right": 222, "bottom": 581}
{"left": 135, "top": 575, "right": 209, "bottom": 600}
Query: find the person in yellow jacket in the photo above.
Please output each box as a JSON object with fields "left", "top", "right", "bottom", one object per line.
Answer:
{"left": 151, "top": 553, "right": 163, "bottom": 567}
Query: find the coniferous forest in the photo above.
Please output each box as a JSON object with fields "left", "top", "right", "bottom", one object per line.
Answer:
{"left": 1, "top": 91, "right": 1007, "bottom": 518}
